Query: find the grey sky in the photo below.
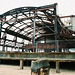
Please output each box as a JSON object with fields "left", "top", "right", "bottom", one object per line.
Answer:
{"left": 0, "top": 0, "right": 75, "bottom": 16}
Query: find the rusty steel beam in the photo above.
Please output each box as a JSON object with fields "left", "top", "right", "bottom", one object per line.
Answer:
{"left": 59, "top": 15, "right": 75, "bottom": 18}
{"left": 0, "top": 15, "right": 37, "bottom": 23}
{"left": 23, "top": 44, "right": 75, "bottom": 49}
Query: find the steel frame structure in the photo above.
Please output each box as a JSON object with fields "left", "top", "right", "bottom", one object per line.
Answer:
{"left": 0, "top": 3, "right": 75, "bottom": 52}
{"left": 0, "top": 3, "right": 75, "bottom": 73}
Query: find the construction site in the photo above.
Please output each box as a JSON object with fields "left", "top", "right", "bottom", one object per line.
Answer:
{"left": 0, "top": 3, "right": 75, "bottom": 75}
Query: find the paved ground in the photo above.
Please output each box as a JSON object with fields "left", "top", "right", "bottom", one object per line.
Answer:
{"left": 0, "top": 65, "right": 75, "bottom": 75}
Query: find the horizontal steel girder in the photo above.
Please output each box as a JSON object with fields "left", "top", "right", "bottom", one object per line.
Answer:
{"left": 0, "top": 52, "right": 75, "bottom": 62}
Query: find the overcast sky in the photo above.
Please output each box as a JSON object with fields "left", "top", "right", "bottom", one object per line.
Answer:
{"left": 0, "top": 0, "right": 75, "bottom": 16}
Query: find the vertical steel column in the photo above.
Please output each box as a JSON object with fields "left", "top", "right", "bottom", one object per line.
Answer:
{"left": 2, "top": 33, "right": 7, "bottom": 52}
{"left": 33, "top": 11, "right": 36, "bottom": 52}
{"left": 22, "top": 40, "right": 24, "bottom": 52}
{"left": 54, "top": 4, "right": 59, "bottom": 52}
{"left": 6, "top": 46, "right": 8, "bottom": 52}
{"left": 20, "top": 60, "right": 24, "bottom": 70}
{"left": 0, "top": 15, "right": 2, "bottom": 43}
{"left": 56, "top": 61, "right": 60, "bottom": 73}
{"left": 2, "top": 41, "right": 5, "bottom": 52}
{"left": 14, "top": 36, "right": 17, "bottom": 46}
{"left": 0, "top": 21, "right": 1, "bottom": 38}
{"left": 0, "top": 16, "right": 1, "bottom": 52}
